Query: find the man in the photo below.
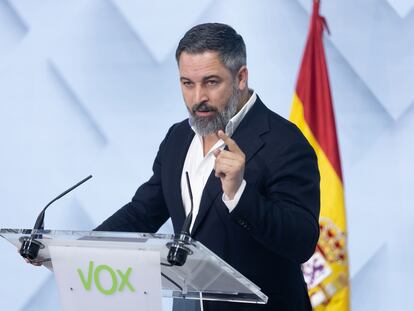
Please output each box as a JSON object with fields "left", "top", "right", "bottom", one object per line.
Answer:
{"left": 96, "top": 23, "right": 320, "bottom": 310}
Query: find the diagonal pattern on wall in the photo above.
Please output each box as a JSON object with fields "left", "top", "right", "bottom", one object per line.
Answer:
{"left": 110, "top": 0, "right": 216, "bottom": 64}
{"left": 297, "top": 0, "right": 414, "bottom": 120}
{"left": 0, "top": 0, "right": 27, "bottom": 59}
{"left": 0, "top": 1, "right": 412, "bottom": 310}
{"left": 386, "top": 0, "right": 414, "bottom": 17}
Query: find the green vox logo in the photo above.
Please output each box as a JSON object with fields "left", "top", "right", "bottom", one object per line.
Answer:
{"left": 77, "top": 261, "right": 135, "bottom": 295}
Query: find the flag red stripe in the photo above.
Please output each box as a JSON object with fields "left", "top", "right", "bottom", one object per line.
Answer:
{"left": 295, "top": 1, "right": 342, "bottom": 181}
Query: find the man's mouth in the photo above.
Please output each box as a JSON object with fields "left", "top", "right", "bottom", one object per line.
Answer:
{"left": 192, "top": 102, "right": 217, "bottom": 117}
{"left": 195, "top": 110, "right": 215, "bottom": 117}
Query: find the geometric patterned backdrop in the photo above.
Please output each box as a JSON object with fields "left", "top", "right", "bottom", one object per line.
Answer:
{"left": 0, "top": 0, "right": 413, "bottom": 310}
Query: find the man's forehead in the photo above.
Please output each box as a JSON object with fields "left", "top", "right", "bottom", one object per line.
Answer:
{"left": 178, "top": 51, "right": 230, "bottom": 79}
{"left": 179, "top": 51, "right": 222, "bottom": 67}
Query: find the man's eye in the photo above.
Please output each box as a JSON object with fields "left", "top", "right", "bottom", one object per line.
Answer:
{"left": 207, "top": 80, "right": 218, "bottom": 86}
{"left": 182, "top": 81, "right": 193, "bottom": 87}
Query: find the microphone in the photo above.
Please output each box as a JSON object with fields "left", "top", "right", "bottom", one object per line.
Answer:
{"left": 180, "top": 171, "right": 194, "bottom": 236}
{"left": 19, "top": 175, "right": 93, "bottom": 261}
{"left": 167, "top": 172, "right": 194, "bottom": 266}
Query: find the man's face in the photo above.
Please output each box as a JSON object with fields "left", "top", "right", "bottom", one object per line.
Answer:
{"left": 178, "top": 51, "right": 245, "bottom": 136}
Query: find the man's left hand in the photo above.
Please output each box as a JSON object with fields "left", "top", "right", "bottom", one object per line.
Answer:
{"left": 214, "top": 130, "right": 245, "bottom": 200}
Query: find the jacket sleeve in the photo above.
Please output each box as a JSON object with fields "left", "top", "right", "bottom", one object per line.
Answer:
{"left": 94, "top": 126, "right": 175, "bottom": 233}
{"left": 229, "top": 140, "right": 320, "bottom": 264}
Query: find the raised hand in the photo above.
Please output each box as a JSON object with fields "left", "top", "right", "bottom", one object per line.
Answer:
{"left": 214, "top": 130, "right": 245, "bottom": 199}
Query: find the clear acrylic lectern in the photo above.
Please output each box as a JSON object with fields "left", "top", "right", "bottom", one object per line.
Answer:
{"left": 1, "top": 229, "right": 268, "bottom": 305}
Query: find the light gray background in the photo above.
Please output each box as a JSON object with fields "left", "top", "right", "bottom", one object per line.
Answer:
{"left": 0, "top": 0, "right": 413, "bottom": 310}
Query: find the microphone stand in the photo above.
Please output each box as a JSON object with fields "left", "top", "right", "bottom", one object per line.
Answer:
{"left": 167, "top": 172, "right": 194, "bottom": 266}
{"left": 19, "top": 175, "right": 92, "bottom": 261}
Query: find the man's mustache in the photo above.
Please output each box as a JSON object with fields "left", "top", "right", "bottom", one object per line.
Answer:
{"left": 192, "top": 102, "right": 218, "bottom": 113}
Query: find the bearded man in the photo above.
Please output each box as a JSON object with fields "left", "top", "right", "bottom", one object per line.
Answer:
{"left": 96, "top": 23, "right": 320, "bottom": 311}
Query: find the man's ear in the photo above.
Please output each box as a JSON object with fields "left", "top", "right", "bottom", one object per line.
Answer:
{"left": 236, "top": 66, "right": 248, "bottom": 90}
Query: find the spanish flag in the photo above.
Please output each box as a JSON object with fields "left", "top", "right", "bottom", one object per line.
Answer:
{"left": 290, "top": 1, "right": 350, "bottom": 310}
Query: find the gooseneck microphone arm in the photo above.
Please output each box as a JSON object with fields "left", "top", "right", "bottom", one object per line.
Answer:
{"left": 180, "top": 172, "right": 194, "bottom": 236}
{"left": 19, "top": 175, "right": 93, "bottom": 260}
{"left": 166, "top": 172, "right": 194, "bottom": 266}
{"left": 33, "top": 175, "right": 93, "bottom": 230}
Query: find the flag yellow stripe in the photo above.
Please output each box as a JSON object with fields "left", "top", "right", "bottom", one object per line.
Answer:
{"left": 291, "top": 93, "right": 347, "bottom": 231}
{"left": 291, "top": 93, "right": 349, "bottom": 310}
{"left": 290, "top": 93, "right": 350, "bottom": 311}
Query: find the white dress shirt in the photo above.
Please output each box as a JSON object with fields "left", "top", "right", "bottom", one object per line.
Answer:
{"left": 181, "top": 91, "right": 257, "bottom": 231}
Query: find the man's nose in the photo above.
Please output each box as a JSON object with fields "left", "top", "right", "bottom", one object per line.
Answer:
{"left": 194, "top": 85, "right": 208, "bottom": 104}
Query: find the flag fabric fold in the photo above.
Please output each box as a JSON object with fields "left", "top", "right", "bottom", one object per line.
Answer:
{"left": 290, "top": 1, "right": 350, "bottom": 310}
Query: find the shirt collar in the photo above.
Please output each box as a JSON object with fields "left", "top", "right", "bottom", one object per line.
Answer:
{"left": 225, "top": 89, "right": 256, "bottom": 137}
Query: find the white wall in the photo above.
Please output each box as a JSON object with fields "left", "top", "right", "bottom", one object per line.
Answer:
{"left": 0, "top": 0, "right": 413, "bottom": 310}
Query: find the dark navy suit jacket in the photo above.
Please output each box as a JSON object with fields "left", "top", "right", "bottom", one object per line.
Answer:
{"left": 96, "top": 96, "right": 320, "bottom": 310}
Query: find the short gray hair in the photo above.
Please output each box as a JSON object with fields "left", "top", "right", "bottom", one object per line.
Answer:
{"left": 175, "top": 23, "right": 246, "bottom": 75}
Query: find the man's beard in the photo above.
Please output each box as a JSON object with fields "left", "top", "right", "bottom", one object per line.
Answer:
{"left": 188, "top": 87, "right": 240, "bottom": 137}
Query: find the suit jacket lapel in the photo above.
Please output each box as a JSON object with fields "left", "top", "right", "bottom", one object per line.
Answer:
{"left": 166, "top": 123, "right": 194, "bottom": 234}
{"left": 191, "top": 97, "right": 270, "bottom": 235}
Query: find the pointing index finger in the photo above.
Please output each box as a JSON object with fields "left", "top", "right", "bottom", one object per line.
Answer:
{"left": 217, "top": 130, "right": 242, "bottom": 153}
